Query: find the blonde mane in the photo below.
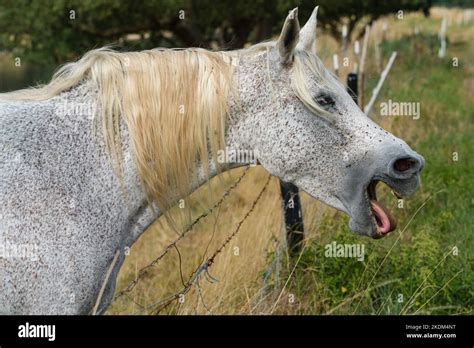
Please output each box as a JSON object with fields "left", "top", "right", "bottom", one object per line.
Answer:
{"left": 0, "top": 43, "right": 339, "bottom": 212}
{"left": 1, "top": 47, "right": 233, "bottom": 211}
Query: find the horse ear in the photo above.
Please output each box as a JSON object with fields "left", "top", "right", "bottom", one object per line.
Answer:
{"left": 297, "top": 6, "right": 319, "bottom": 53}
{"left": 277, "top": 8, "right": 300, "bottom": 64}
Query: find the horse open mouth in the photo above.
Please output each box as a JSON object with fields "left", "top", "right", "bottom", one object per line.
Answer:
{"left": 367, "top": 180, "right": 401, "bottom": 236}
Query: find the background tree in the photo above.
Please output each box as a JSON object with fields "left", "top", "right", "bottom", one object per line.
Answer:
{"left": 315, "top": 0, "right": 433, "bottom": 44}
{"left": 0, "top": 0, "right": 433, "bottom": 66}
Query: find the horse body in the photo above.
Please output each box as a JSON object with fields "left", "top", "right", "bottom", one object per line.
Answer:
{"left": 0, "top": 83, "right": 151, "bottom": 314}
{"left": 0, "top": 7, "right": 424, "bottom": 314}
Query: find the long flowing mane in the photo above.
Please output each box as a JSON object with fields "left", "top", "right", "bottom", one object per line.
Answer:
{"left": 0, "top": 48, "right": 234, "bottom": 211}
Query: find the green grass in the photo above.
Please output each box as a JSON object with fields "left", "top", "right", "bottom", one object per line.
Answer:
{"left": 272, "top": 22, "right": 474, "bottom": 315}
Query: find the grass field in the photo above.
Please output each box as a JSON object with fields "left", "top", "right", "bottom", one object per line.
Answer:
{"left": 108, "top": 8, "right": 473, "bottom": 315}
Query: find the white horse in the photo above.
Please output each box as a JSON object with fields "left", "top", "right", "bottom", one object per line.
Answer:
{"left": 0, "top": 7, "right": 424, "bottom": 314}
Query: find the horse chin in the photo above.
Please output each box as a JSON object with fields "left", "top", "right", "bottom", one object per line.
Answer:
{"left": 297, "top": 183, "right": 383, "bottom": 238}
{"left": 348, "top": 218, "right": 380, "bottom": 239}
{"left": 347, "top": 174, "right": 422, "bottom": 239}
{"left": 295, "top": 173, "right": 421, "bottom": 239}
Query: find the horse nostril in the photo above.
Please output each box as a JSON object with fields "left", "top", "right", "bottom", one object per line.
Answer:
{"left": 394, "top": 158, "right": 413, "bottom": 172}
{"left": 391, "top": 154, "right": 424, "bottom": 176}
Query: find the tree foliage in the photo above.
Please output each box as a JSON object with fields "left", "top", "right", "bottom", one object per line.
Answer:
{"left": 0, "top": 0, "right": 432, "bottom": 65}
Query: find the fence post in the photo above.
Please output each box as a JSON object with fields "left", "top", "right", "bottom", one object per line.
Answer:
{"left": 347, "top": 72, "right": 358, "bottom": 105}
{"left": 438, "top": 17, "right": 447, "bottom": 59}
{"left": 353, "top": 40, "right": 360, "bottom": 74}
{"left": 364, "top": 51, "right": 398, "bottom": 115}
{"left": 374, "top": 28, "right": 382, "bottom": 74}
{"left": 279, "top": 181, "right": 304, "bottom": 257}
{"left": 342, "top": 24, "right": 348, "bottom": 52}
{"left": 332, "top": 53, "right": 339, "bottom": 77}
{"left": 358, "top": 25, "right": 370, "bottom": 108}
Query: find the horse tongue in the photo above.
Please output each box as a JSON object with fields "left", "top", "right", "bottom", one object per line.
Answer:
{"left": 370, "top": 200, "right": 398, "bottom": 234}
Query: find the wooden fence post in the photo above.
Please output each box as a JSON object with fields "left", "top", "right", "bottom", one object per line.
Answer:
{"left": 381, "top": 20, "right": 387, "bottom": 44}
{"left": 342, "top": 24, "right": 348, "bottom": 52}
{"left": 333, "top": 53, "right": 340, "bottom": 77}
{"left": 374, "top": 28, "right": 382, "bottom": 74}
{"left": 347, "top": 72, "right": 358, "bottom": 105}
{"left": 353, "top": 40, "right": 360, "bottom": 73}
{"left": 280, "top": 181, "right": 304, "bottom": 257}
{"left": 438, "top": 17, "right": 447, "bottom": 59}
{"left": 358, "top": 25, "right": 370, "bottom": 108}
{"left": 364, "top": 51, "right": 398, "bottom": 115}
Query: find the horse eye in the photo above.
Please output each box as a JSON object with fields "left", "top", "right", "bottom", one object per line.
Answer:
{"left": 315, "top": 93, "right": 336, "bottom": 109}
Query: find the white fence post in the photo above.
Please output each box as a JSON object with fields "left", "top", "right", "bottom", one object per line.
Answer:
{"left": 364, "top": 51, "right": 398, "bottom": 116}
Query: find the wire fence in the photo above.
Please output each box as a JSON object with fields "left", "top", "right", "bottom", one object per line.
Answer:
{"left": 110, "top": 167, "right": 274, "bottom": 314}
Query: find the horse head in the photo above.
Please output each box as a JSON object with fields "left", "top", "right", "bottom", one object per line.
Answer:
{"left": 229, "top": 7, "right": 424, "bottom": 238}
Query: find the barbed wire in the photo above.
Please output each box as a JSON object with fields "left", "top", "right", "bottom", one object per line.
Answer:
{"left": 146, "top": 173, "right": 272, "bottom": 314}
{"left": 112, "top": 166, "right": 252, "bottom": 303}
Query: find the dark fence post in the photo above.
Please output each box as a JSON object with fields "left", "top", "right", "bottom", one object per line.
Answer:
{"left": 347, "top": 72, "right": 358, "bottom": 105}
{"left": 279, "top": 181, "right": 304, "bottom": 257}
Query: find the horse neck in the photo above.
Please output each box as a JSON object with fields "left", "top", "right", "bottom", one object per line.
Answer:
{"left": 87, "top": 67, "right": 257, "bottom": 244}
